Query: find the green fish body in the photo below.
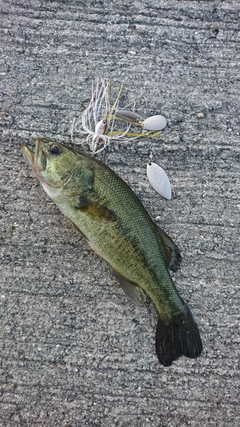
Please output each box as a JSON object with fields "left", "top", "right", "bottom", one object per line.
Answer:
{"left": 21, "top": 139, "right": 202, "bottom": 366}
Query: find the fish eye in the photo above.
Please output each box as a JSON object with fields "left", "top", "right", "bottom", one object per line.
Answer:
{"left": 49, "top": 144, "right": 61, "bottom": 155}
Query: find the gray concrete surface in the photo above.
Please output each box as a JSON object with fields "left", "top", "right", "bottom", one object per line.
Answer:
{"left": 1, "top": 0, "right": 239, "bottom": 425}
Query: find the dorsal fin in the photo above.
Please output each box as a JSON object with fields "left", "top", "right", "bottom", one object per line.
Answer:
{"left": 156, "top": 225, "right": 182, "bottom": 272}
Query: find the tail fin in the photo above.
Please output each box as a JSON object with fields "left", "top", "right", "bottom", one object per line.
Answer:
{"left": 156, "top": 303, "right": 202, "bottom": 367}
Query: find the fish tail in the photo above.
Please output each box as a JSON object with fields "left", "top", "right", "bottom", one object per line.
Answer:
{"left": 155, "top": 303, "right": 202, "bottom": 367}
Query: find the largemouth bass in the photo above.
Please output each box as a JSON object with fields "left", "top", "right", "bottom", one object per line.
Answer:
{"left": 21, "top": 138, "right": 202, "bottom": 366}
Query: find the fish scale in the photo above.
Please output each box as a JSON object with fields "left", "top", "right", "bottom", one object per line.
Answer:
{"left": 82, "top": 157, "right": 179, "bottom": 315}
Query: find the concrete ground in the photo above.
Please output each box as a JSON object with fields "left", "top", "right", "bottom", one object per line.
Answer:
{"left": 0, "top": 1, "right": 239, "bottom": 425}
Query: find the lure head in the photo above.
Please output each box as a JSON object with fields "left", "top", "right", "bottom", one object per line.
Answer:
{"left": 21, "top": 138, "right": 94, "bottom": 198}
{"left": 95, "top": 119, "right": 107, "bottom": 136}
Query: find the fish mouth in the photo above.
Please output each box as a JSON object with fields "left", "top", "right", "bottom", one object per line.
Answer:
{"left": 21, "top": 139, "right": 46, "bottom": 173}
{"left": 21, "top": 143, "right": 34, "bottom": 166}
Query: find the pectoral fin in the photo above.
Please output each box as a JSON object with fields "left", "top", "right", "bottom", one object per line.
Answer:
{"left": 114, "top": 271, "right": 146, "bottom": 305}
{"left": 75, "top": 197, "right": 116, "bottom": 222}
{"left": 156, "top": 225, "right": 182, "bottom": 272}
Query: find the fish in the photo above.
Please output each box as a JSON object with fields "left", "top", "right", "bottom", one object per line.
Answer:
{"left": 21, "top": 138, "right": 202, "bottom": 366}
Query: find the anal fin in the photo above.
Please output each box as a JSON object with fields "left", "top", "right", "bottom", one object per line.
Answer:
{"left": 114, "top": 271, "right": 146, "bottom": 305}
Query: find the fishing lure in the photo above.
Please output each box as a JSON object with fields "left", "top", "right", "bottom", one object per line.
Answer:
{"left": 115, "top": 109, "right": 143, "bottom": 124}
{"left": 115, "top": 110, "right": 167, "bottom": 132}
{"left": 71, "top": 79, "right": 171, "bottom": 199}
{"left": 71, "top": 79, "right": 162, "bottom": 153}
{"left": 147, "top": 161, "right": 172, "bottom": 200}
{"left": 142, "top": 115, "right": 167, "bottom": 131}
